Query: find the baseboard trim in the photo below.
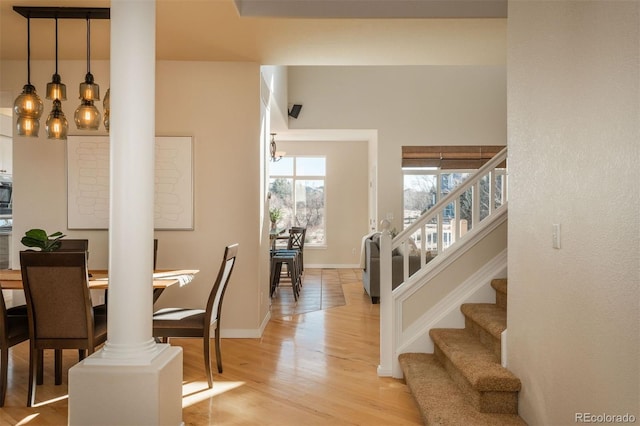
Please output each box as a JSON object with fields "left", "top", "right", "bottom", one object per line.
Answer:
{"left": 220, "top": 311, "right": 271, "bottom": 338}
{"left": 306, "top": 263, "right": 361, "bottom": 269}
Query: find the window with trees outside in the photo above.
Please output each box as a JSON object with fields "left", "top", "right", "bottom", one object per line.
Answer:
{"left": 403, "top": 168, "right": 506, "bottom": 251}
{"left": 269, "top": 156, "right": 326, "bottom": 246}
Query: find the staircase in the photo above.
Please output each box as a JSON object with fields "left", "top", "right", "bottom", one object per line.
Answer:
{"left": 398, "top": 279, "right": 526, "bottom": 425}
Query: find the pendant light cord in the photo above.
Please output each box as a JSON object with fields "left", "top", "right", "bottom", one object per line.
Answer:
{"left": 55, "top": 17, "right": 59, "bottom": 75}
{"left": 26, "top": 16, "right": 31, "bottom": 85}
{"left": 86, "top": 17, "right": 91, "bottom": 75}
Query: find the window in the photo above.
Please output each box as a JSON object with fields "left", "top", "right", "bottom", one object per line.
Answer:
{"left": 270, "top": 157, "right": 326, "bottom": 245}
{"left": 403, "top": 167, "right": 506, "bottom": 251}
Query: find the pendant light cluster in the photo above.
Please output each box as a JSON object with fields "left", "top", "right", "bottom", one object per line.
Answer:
{"left": 12, "top": 7, "right": 111, "bottom": 140}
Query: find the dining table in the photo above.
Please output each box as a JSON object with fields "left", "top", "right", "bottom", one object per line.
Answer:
{"left": 0, "top": 269, "right": 200, "bottom": 291}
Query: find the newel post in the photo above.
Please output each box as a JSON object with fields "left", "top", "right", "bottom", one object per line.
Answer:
{"left": 378, "top": 219, "right": 393, "bottom": 376}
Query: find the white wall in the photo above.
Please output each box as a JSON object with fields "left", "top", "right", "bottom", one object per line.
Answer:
{"left": 2, "top": 59, "right": 268, "bottom": 336}
{"left": 287, "top": 65, "right": 507, "bottom": 232}
{"left": 0, "top": 114, "right": 12, "bottom": 173}
{"left": 277, "top": 139, "right": 369, "bottom": 267}
{"left": 507, "top": 2, "right": 639, "bottom": 425}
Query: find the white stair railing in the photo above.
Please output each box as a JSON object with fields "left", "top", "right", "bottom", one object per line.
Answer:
{"left": 377, "top": 147, "right": 508, "bottom": 377}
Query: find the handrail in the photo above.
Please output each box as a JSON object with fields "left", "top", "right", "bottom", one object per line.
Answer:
{"left": 394, "top": 146, "right": 508, "bottom": 248}
{"left": 377, "top": 147, "right": 508, "bottom": 377}
{"left": 391, "top": 147, "right": 507, "bottom": 283}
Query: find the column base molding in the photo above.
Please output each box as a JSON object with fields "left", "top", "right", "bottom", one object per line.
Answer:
{"left": 69, "top": 344, "right": 183, "bottom": 426}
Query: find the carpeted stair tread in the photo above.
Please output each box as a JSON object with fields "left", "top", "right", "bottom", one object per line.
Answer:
{"left": 491, "top": 278, "right": 508, "bottom": 295}
{"left": 461, "top": 303, "right": 507, "bottom": 340}
{"left": 430, "top": 328, "right": 521, "bottom": 392}
{"left": 399, "top": 353, "right": 526, "bottom": 426}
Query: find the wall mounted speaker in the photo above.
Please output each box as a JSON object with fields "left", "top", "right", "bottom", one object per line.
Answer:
{"left": 288, "top": 104, "right": 302, "bottom": 119}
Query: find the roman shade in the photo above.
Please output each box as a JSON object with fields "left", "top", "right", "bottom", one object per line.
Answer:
{"left": 402, "top": 145, "right": 505, "bottom": 169}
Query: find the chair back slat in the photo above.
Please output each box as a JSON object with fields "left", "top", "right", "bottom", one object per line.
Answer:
{"left": 287, "top": 227, "right": 306, "bottom": 250}
{"left": 206, "top": 244, "right": 239, "bottom": 324}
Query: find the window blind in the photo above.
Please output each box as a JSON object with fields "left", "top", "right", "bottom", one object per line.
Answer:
{"left": 402, "top": 145, "right": 505, "bottom": 169}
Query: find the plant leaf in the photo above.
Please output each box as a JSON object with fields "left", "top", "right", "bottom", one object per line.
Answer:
{"left": 25, "top": 229, "right": 47, "bottom": 240}
{"left": 20, "top": 236, "right": 44, "bottom": 250}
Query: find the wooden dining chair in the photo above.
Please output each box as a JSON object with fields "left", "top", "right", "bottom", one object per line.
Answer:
{"left": 0, "top": 291, "right": 29, "bottom": 407}
{"left": 20, "top": 251, "right": 107, "bottom": 407}
{"left": 57, "top": 238, "right": 89, "bottom": 253}
{"left": 152, "top": 243, "right": 238, "bottom": 388}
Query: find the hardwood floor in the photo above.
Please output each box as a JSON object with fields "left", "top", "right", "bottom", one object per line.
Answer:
{"left": 0, "top": 268, "right": 422, "bottom": 425}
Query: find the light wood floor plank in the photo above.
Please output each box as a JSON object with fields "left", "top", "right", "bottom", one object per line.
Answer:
{"left": 0, "top": 268, "right": 422, "bottom": 425}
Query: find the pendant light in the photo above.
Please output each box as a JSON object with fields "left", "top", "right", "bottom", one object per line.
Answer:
{"left": 14, "top": 16, "right": 44, "bottom": 137}
{"left": 46, "top": 100, "right": 68, "bottom": 140}
{"left": 45, "top": 17, "right": 68, "bottom": 140}
{"left": 270, "top": 133, "right": 286, "bottom": 162}
{"left": 74, "top": 17, "right": 101, "bottom": 130}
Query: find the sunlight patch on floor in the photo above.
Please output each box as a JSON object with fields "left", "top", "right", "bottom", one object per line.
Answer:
{"left": 32, "top": 394, "right": 69, "bottom": 407}
{"left": 16, "top": 414, "right": 40, "bottom": 425}
{"left": 181, "top": 380, "right": 245, "bottom": 407}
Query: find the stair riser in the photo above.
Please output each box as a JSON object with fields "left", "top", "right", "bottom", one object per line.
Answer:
{"left": 434, "top": 345, "right": 519, "bottom": 414}
{"left": 491, "top": 278, "right": 508, "bottom": 310}
{"left": 495, "top": 291, "right": 507, "bottom": 310}
{"left": 465, "top": 317, "right": 502, "bottom": 360}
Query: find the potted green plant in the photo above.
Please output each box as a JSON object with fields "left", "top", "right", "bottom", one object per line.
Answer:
{"left": 269, "top": 207, "right": 282, "bottom": 230}
{"left": 21, "top": 228, "right": 66, "bottom": 251}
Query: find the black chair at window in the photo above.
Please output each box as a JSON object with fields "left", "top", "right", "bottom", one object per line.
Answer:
{"left": 0, "top": 290, "right": 29, "bottom": 407}
{"left": 270, "top": 251, "right": 300, "bottom": 300}
{"left": 272, "top": 226, "right": 306, "bottom": 280}
{"left": 20, "top": 251, "right": 107, "bottom": 407}
{"left": 153, "top": 243, "right": 238, "bottom": 388}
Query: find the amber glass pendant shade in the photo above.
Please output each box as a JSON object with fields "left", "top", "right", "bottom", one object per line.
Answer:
{"left": 16, "top": 116, "right": 40, "bottom": 137}
{"left": 79, "top": 73, "right": 100, "bottom": 101}
{"left": 14, "top": 84, "right": 44, "bottom": 137}
{"left": 46, "top": 99, "right": 68, "bottom": 140}
{"left": 46, "top": 78, "right": 67, "bottom": 101}
{"left": 74, "top": 99, "right": 101, "bottom": 130}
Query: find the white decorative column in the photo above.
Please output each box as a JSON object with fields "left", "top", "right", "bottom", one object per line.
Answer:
{"left": 68, "top": 1, "right": 183, "bottom": 425}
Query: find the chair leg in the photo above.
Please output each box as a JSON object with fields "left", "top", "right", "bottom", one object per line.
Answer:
{"left": 27, "top": 346, "right": 38, "bottom": 407}
{"left": 54, "top": 349, "right": 62, "bottom": 385}
{"left": 215, "top": 326, "right": 223, "bottom": 374}
{"left": 0, "top": 348, "right": 8, "bottom": 407}
{"left": 204, "top": 335, "right": 213, "bottom": 388}
{"left": 36, "top": 349, "right": 43, "bottom": 385}
{"left": 289, "top": 259, "right": 299, "bottom": 301}
{"left": 270, "top": 261, "right": 282, "bottom": 297}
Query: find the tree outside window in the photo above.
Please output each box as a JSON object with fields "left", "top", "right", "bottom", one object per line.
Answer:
{"left": 269, "top": 157, "right": 326, "bottom": 245}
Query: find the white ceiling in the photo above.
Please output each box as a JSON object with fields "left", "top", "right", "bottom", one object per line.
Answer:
{"left": 0, "top": 0, "right": 506, "bottom": 65}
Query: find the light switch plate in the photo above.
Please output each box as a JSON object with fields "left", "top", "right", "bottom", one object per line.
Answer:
{"left": 552, "top": 223, "right": 561, "bottom": 249}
